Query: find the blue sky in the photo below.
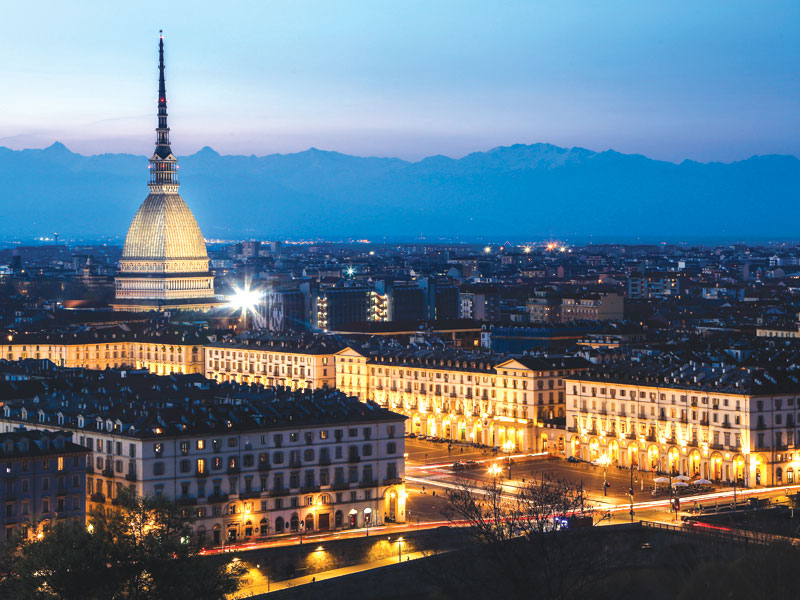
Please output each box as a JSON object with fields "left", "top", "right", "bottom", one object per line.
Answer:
{"left": 1, "top": 1, "right": 797, "bottom": 161}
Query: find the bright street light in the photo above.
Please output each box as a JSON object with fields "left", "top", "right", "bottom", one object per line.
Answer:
{"left": 227, "top": 284, "right": 264, "bottom": 329}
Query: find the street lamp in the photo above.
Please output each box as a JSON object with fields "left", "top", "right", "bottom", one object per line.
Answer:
{"left": 598, "top": 454, "right": 611, "bottom": 497}
{"left": 502, "top": 440, "right": 515, "bottom": 479}
{"left": 396, "top": 537, "right": 404, "bottom": 563}
{"left": 488, "top": 463, "right": 503, "bottom": 481}
{"left": 227, "top": 284, "right": 263, "bottom": 330}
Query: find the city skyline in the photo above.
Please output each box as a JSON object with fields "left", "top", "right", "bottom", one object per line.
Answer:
{"left": 1, "top": 1, "right": 798, "bottom": 163}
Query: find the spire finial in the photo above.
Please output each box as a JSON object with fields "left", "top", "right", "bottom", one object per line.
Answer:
{"left": 150, "top": 31, "right": 178, "bottom": 189}
{"left": 158, "top": 32, "right": 166, "bottom": 107}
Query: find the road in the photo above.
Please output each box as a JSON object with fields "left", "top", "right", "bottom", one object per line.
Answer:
{"left": 403, "top": 437, "right": 800, "bottom": 525}
{"left": 224, "top": 437, "right": 800, "bottom": 596}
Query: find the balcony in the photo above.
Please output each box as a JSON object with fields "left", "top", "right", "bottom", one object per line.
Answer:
{"left": 318, "top": 457, "right": 331, "bottom": 466}
{"left": 269, "top": 488, "right": 290, "bottom": 497}
{"left": 195, "top": 470, "right": 209, "bottom": 478}
{"left": 125, "top": 473, "right": 137, "bottom": 482}
{"left": 359, "top": 479, "right": 378, "bottom": 488}
{"left": 383, "top": 477, "right": 403, "bottom": 486}
{"left": 348, "top": 455, "right": 361, "bottom": 463}
{"left": 101, "top": 468, "right": 114, "bottom": 478}
{"left": 239, "top": 490, "right": 262, "bottom": 500}
{"left": 208, "top": 493, "right": 229, "bottom": 504}
{"left": 177, "top": 496, "right": 198, "bottom": 506}
{"left": 227, "top": 465, "right": 241, "bottom": 475}
{"left": 257, "top": 463, "right": 271, "bottom": 472}
{"left": 289, "top": 460, "right": 302, "bottom": 468}
{"left": 90, "top": 493, "right": 105, "bottom": 503}
{"left": 331, "top": 481, "right": 349, "bottom": 490}
{"left": 301, "top": 485, "right": 320, "bottom": 493}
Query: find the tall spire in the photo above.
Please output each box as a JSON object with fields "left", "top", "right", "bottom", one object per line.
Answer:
{"left": 150, "top": 30, "right": 178, "bottom": 189}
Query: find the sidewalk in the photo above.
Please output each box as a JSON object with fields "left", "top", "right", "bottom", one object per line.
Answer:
{"left": 232, "top": 550, "right": 432, "bottom": 598}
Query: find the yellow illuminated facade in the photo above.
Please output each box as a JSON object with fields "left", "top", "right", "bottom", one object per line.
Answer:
{"left": 337, "top": 347, "right": 586, "bottom": 453}
{"left": 565, "top": 377, "right": 800, "bottom": 487}
{"left": 204, "top": 343, "right": 337, "bottom": 389}
{"left": 3, "top": 337, "right": 203, "bottom": 375}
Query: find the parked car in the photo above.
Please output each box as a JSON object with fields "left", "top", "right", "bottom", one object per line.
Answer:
{"left": 566, "top": 456, "right": 580, "bottom": 463}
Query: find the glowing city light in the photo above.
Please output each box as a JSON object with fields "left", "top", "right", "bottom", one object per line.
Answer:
{"left": 523, "top": 246, "right": 531, "bottom": 253}
{"left": 484, "top": 246, "right": 492, "bottom": 254}
{"left": 346, "top": 266, "right": 356, "bottom": 276}
{"left": 228, "top": 285, "right": 262, "bottom": 313}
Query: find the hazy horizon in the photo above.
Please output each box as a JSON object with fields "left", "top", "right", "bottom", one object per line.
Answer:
{"left": 4, "top": 139, "right": 799, "bottom": 166}
{"left": 1, "top": 1, "right": 798, "bottom": 162}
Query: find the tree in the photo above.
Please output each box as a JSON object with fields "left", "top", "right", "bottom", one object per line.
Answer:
{"left": 441, "top": 473, "right": 599, "bottom": 600}
{"left": 0, "top": 489, "right": 245, "bottom": 600}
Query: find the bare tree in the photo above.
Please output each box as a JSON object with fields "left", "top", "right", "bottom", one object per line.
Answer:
{"left": 441, "top": 474, "right": 601, "bottom": 600}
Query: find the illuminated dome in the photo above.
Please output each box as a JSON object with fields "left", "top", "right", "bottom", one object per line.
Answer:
{"left": 122, "top": 193, "right": 209, "bottom": 262}
{"left": 112, "top": 33, "right": 219, "bottom": 312}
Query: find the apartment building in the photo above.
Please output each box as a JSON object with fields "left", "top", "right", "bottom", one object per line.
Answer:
{"left": 336, "top": 344, "right": 588, "bottom": 454}
{"left": 203, "top": 335, "right": 343, "bottom": 389}
{"left": 3, "top": 326, "right": 207, "bottom": 375}
{"left": 0, "top": 364, "right": 406, "bottom": 546}
{"left": 526, "top": 291, "right": 624, "bottom": 324}
{"left": 627, "top": 273, "right": 682, "bottom": 299}
{"left": 0, "top": 429, "right": 89, "bottom": 541}
{"left": 565, "top": 359, "right": 800, "bottom": 487}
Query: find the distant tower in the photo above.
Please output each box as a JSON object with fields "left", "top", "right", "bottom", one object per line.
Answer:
{"left": 112, "top": 32, "right": 220, "bottom": 312}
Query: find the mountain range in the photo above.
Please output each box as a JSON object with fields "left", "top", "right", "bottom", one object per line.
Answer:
{"left": 1, "top": 142, "right": 798, "bottom": 241}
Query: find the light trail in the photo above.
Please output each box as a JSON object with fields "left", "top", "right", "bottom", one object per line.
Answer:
{"left": 406, "top": 452, "right": 548, "bottom": 471}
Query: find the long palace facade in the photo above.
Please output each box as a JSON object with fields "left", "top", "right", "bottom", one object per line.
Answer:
{"left": 336, "top": 345, "right": 588, "bottom": 453}
{"left": 565, "top": 359, "right": 800, "bottom": 487}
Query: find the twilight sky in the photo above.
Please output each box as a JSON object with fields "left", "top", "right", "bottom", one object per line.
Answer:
{"left": 1, "top": 1, "right": 798, "bottom": 162}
